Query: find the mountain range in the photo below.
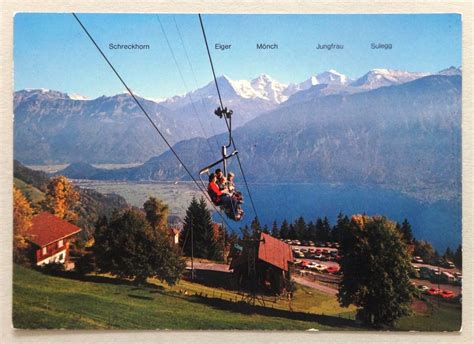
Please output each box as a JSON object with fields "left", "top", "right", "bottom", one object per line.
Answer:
{"left": 53, "top": 72, "right": 461, "bottom": 203}
{"left": 14, "top": 67, "right": 460, "bottom": 165}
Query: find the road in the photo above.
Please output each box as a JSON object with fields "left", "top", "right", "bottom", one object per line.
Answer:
{"left": 292, "top": 276, "right": 338, "bottom": 296}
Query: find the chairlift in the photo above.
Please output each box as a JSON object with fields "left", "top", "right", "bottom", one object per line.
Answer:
{"left": 199, "top": 107, "right": 244, "bottom": 221}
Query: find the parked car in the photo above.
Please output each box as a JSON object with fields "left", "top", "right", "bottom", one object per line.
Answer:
{"left": 412, "top": 256, "right": 424, "bottom": 263}
{"left": 293, "top": 251, "right": 305, "bottom": 258}
{"left": 312, "top": 253, "right": 323, "bottom": 260}
{"left": 444, "top": 261, "right": 456, "bottom": 269}
{"left": 326, "top": 266, "right": 340, "bottom": 274}
{"left": 426, "top": 288, "right": 441, "bottom": 296}
{"left": 314, "top": 264, "right": 327, "bottom": 272}
{"left": 330, "top": 250, "right": 338, "bottom": 257}
{"left": 309, "top": 241, "right": 315, "bottom": 247}
{"left": 417, "top": 285, "right": 429, "bottom": 292}
{"left": 440, "top": 290, "right": 455, "bottom": 299}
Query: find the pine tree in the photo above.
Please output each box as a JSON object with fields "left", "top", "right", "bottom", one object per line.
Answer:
{"left": 322, "top": 217, "right": 331, "bottom": 241}
{"left": 454, "top": 244, "right": 462, "bottom": 269}
{"left": 288, "top": 223, "right": 297, "bottom": 239}
{"left": 241, "top": 224, "right": 251, "bottom": 239}
{"left": 307, "top": 221, "right": 316, "bottom": 242}
{"left": 332, "top": 213, "right": 350, "bottom": 243}
{"left": 13, "top": 186, "right": 33, "bottom": 265}
{"left": 198, "top": 197, "right": 220, "bottom": 260}
{"left": 400, "top": 219, "right": 414, "bottom": 244}
{"left": 180, "top": 197, "right": 200, "bottom": 257}
{"left": 338, "top": 215, "right": 414, "bottom": 327}
{"left": 262, "top": 224, "right": 270, "bottom": 234}
{"left": 250, "top": 217, "right": 262, "bottom": 236}
{"left": 41, "top": 176, "right": 80, "bottom": 222}
{"left": 280, "top": 219, "right": 290, "bottom": 239}
{"left": 180, "top": 197, "right": 221, "bottom": 260}
{"left": 443, "top": 247, "right": 454, "bottom": 262}
{"left": 271, "top": 220, "right": 280, "bottom": 238}
{"left": 315, "top": 217, "right": 330, "bottom": 242}
{"left": 294, "top": 216, "right": 307, "bottom": 240}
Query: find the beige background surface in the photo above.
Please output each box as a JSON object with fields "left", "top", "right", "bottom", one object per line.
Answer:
{"left": 1, "top": 1, "right": 472, "bottom": 343}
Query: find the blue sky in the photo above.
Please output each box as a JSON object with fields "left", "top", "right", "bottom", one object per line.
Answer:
{"left": 14, "top": 13, "right": 461, "bottom": 99}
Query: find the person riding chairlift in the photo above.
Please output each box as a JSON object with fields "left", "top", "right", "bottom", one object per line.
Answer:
{"left": 215, "top": 168, "right": 226, "bottom": 191}
{"left": 208, "top": 173, "right": 243, "bottom": 220}
{"left": 227, "top": 172, "right": 243, "bottom": 204}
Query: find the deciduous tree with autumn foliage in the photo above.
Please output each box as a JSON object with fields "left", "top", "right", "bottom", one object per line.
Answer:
{"left": 13, "top": 186, "right": 33, "bottom": 264}
{"left": 41, "top": 176, "right": 80, "bottom": 222}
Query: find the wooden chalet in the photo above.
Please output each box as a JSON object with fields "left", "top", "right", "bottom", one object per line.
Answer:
{"left": 229, "top": 232, "right": 293, "bottom": 294}
{"left": 26, "top": 212, "right": 81, "bottom": 267}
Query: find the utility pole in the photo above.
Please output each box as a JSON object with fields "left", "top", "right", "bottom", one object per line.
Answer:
{"left": 191, "top": 225, "right": 194, "bottom": 280}
{"left": 222, "top": 222, "right": 226, "bottom": 262}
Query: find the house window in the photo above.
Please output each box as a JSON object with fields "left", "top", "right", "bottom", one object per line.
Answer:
{"left": 58, "top": 239, "right": 64, "bottom": 248}
{"left": 42, "top": 247, "right": 47, "bottom": 255}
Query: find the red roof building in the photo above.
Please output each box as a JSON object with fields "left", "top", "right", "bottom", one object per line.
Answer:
{"left": 26, "top": 212, "right": 81, "bottom": 266}
{"left": 229, "top": 232, "right": 294, "bottom": 294}
{"left": 258, "top": 233, "right": 294, "bottom": 271}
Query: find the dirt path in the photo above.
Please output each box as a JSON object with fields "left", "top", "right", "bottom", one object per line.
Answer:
{"left": 292, "top": 276, "right": 338, "bottom": 296}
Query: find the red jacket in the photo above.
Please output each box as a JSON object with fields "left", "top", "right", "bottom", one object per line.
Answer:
{"left": 208, "top": 181, "right": 223, "bottom": 202}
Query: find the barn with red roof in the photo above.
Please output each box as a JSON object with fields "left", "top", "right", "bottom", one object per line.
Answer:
{"left": 230, "top": 232, "right": 293, "bottom": 294}
{"left": 26, "top": 212, "right": 81, "bottom": 267}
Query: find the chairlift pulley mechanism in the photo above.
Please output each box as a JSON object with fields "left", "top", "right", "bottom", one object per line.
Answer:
{"left": 214, "top": 107, "right": 233, "bottom": 119}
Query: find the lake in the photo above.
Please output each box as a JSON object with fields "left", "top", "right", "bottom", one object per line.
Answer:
{"left": 75, "top": 180, "right": 461, "bottom": 252}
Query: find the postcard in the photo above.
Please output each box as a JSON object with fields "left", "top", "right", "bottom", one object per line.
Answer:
{"left": 11, "top": 12, "right": 462, "bottom": 332}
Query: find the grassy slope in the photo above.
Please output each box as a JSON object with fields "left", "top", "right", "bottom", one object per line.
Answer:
{"left": 14, "top": 177, "right": 45, "bottom": 205}
{"left": 13, "top": 265, "right": 358, "bottom": 330}
{"left": 12, "top": 266, "right": 461, "bottom": 331}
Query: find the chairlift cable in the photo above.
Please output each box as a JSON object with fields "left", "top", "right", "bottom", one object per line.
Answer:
{"left": 156, "top": 15, "right": 218, "bottom": 161}
{"left": 172, "top": 15, "right": 222, "bottom": 153}
{"left": 198, "top": 13, "right": 260, "bottom": 221}
{"left": 72, "top": 13, "right": 234, "bottom": 232}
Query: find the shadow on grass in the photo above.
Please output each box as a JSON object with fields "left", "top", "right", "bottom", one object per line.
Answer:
{"left": 186, "top": 294, "right": 362, "bottom": 329}
{"left": 128, "top": 294, "right": 154, "bottom": 301}
{"left": 185, "top": 269, "right": 237, "bottom": 291}
{"left": 46, "top": 270, "right": 165, "bottom": 291}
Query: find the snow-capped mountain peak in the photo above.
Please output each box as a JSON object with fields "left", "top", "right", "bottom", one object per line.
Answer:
{"left": 438, "top": 66, "right": 462, "bottom": 76}
{"left": 315, "top": 69, "right": 350, "bottom": 85}
{"left": 350, "top": 69, "right": 431, "bottom": 89}
{"left": 68, "top": 93, "right": 88, "bottom": 100}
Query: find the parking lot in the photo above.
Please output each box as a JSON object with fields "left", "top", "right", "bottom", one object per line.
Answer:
{"left": 287, "top": 241, "right": 462, "bottom": 298}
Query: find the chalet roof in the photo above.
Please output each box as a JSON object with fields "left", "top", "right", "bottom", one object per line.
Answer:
{"left": 258, "top": 233, "right": 294, "bottom": 271}
{"left": 27, "top": 212, "right": 81, "bottom": 247}
{"left": 230, "top": 233, "right": 293, "bottom": 272}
